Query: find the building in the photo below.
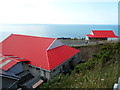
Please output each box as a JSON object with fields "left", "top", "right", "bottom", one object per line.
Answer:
{"left": 1, "top": 34, "right": 80, "bottom": 80}
{"left": 86, "top": 30, "right": 119, "bottom": 41}
{"left": 0, "top": 54, "right": 28, "bottom": 74}
{"left": 0, "top": 54, "right": 44, "bottom": 89}
{"left": 0, "top": 69, "right": 19, "bottom": 89}
{"left": 0, "top": 55, "right": 21, "bottom": 89}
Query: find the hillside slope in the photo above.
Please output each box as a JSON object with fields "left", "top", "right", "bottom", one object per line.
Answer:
{"left": 40, "top": 42, "right": 120, "bottom": 88}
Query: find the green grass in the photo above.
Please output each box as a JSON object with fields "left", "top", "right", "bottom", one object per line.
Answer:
{"left": 40, "top": 42, "right": 120, "bottom": 88}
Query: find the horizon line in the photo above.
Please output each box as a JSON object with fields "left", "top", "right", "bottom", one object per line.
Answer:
{"left": 0, "top": 24, "right": 118, "bottom": 25}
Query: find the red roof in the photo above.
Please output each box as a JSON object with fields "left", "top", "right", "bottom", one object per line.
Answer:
{"left": 1, "top": 34, "right": 80, "bottom": 71}
{"left": 0, "top": 55, "right": 19, "bottom": 71}
{"left": 86, "top": 30, "right": 118, "bottom": 38}
{"left": 47, "top": 45, "right": 80, "bottom": 70}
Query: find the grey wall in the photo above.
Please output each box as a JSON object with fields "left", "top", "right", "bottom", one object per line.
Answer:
{"left": 29, "top": 66, "right": 40, "bottom": 77}
{"left": 50, "top": 53, "right": 80, "bottom": 78}
{"left": 26, "top": 65, "right": 51, "bottom": 79}
{"left": 22, "top": 63, "right": 29, "bottom": 71}
{"left": 0, "top": 76, "right": 18, "bottom": 89}
{"left": 0, "top": 76, "right": 2, "bottom": 90}
{"left": 21, "top": 53, "right": 80, "bottom": 80}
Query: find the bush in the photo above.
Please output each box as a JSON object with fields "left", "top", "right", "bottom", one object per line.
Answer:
{"left": 74, "top": 59, "right": 97, "bottom": 73}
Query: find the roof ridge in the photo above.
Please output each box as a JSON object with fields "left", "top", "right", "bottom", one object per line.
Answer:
{"left": 46, "top": 45, "right": 69, "bottom": 70}
{"left": 11, "top": 34, "right": 56, "bottom": 40}
{"left": 92, "top": 30, "right": 113, "bottom": 31}
{"left": 47, "top": 45, "right": 65, "bottom": 51}
{"left": 46, "top": 45, "right": 65, "bottom": 70}
{"left": 46, "top": 39, "right": 57, "bottom": 50}
{"left": 47, "top": 45, "right": 80, "bottom": 70}
{"left": 1, "top": 34, "right": 13, "bottom": 43}
{"left": 46, "top": 51, "right": 51, "bottom": 70}
{"left": 3, "top": 56, "right": 19, "bottom": 62}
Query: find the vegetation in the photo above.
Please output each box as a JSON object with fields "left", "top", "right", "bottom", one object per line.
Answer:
{"left": 72, "top": 44, "right": 97, "bottom": 48}
{"left": 40, "top": 42, "right": 120, "bottom": 88}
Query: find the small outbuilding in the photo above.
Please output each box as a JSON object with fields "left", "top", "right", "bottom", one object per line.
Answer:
{"left": 86, "top": 30, "right": 119, "bottom": 41}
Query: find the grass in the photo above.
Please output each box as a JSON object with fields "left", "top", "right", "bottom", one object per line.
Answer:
{"left": 71, "top": 44, "right": 97, "bottom": 48}
{"left": 40, "top": 42, "right": 120, "bottom": 88}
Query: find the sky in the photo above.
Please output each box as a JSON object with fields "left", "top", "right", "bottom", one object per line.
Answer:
{"left": 0, "top": 0, "right": 118, "bottom": 24}
{"left": 0, "top": 0, "right": 119, "bottom": 41}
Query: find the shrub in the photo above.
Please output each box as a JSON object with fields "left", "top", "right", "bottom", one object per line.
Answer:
{"left": 74, "top": 59, "right": 97, "bottom": 73}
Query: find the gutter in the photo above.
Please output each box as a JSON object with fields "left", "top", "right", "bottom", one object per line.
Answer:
{"left": 7, "top": 80, "right": 19, "bottom": 90}
{"left": 0, "top": 74, "right": 20, "bottom": 80}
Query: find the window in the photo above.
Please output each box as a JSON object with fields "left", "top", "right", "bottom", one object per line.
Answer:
{"left": 62, "top": 65, "right": 65, "bottom": 70}
{"left": 36, "top": 68, "right": 40, "bottom": 70}
{"left": 0, "top": 57, "right": 5, "bottom": 61}
{"left": 72, "top": 57, "right": 74, "bottom": 60}
{"left": 53, "top": 69, "right": 55, "bottom": 72}
{"left": 60, "top": 68, "right": 62, "bottom": 72}
{"left": 0, "top": 59, "right": 12, "bottom": 68}
{"left": 29, "top": 65, "right": 32, "bottom": 68}
{"left": 43, "top": 70, "right": 46, "bottom": 77}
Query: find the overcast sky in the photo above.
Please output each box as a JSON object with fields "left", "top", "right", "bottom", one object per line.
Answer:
{"left": 0, "top": 0, "right": 118, "bottom": 24}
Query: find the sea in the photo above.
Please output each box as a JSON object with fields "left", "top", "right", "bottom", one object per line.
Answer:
{"left": 0, "top": 24, "right": 118, "bottom": 42}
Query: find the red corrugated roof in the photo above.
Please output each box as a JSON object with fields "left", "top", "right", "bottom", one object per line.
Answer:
{"left": 2, "top": 61, "right": 17, "bottom": 71}
{"left": 0, "top": 55, "right": 19, "bottom": 71}
{"left": 1, "top": 34, "right": 80, "bottom": 71}
{"left": 47, "top": 45, "right": 80, "bottom": 70}
{"left": 86, "top": 30, "right": 118, "bottom": 38}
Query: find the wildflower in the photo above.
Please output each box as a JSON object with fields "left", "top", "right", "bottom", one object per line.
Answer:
{"left": 80, "top": 82, "right": 82, "bottom": 85}
{"left": 101, "top": 79, "right": 104, "bottom": 81}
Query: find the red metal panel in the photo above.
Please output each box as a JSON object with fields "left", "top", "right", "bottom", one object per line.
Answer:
{"left": 0, "top": 58, "right": 9, "bottom": 64}
{"left": 86, "top": 34, "right": 94, "bottom": 37}
{"left": 47, "top": 45, "right": 80, "bottom": 70}
{"left": 86, "top": 30, "right": 118, "bottom": 38}
{"left": 0, "top": 55, "right": 19, "bottom": 71}
{"left": 1, "top": 61, "right": 17, "bottom": 71}
{"left": 1, "top": 34, "right": 56, "bottom": 70}
{"left": 1, "top": 34, "right": 80, "bottom": 71}
{"left": 0, "top": 55, "right": 2, "bottom": 58}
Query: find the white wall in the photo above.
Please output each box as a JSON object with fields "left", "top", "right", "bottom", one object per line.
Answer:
{"left": 90, "top": 31, "right": 94, "bottom": 35}
{"left": 85, "top": 36, "right": 89, "bottom": 40}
